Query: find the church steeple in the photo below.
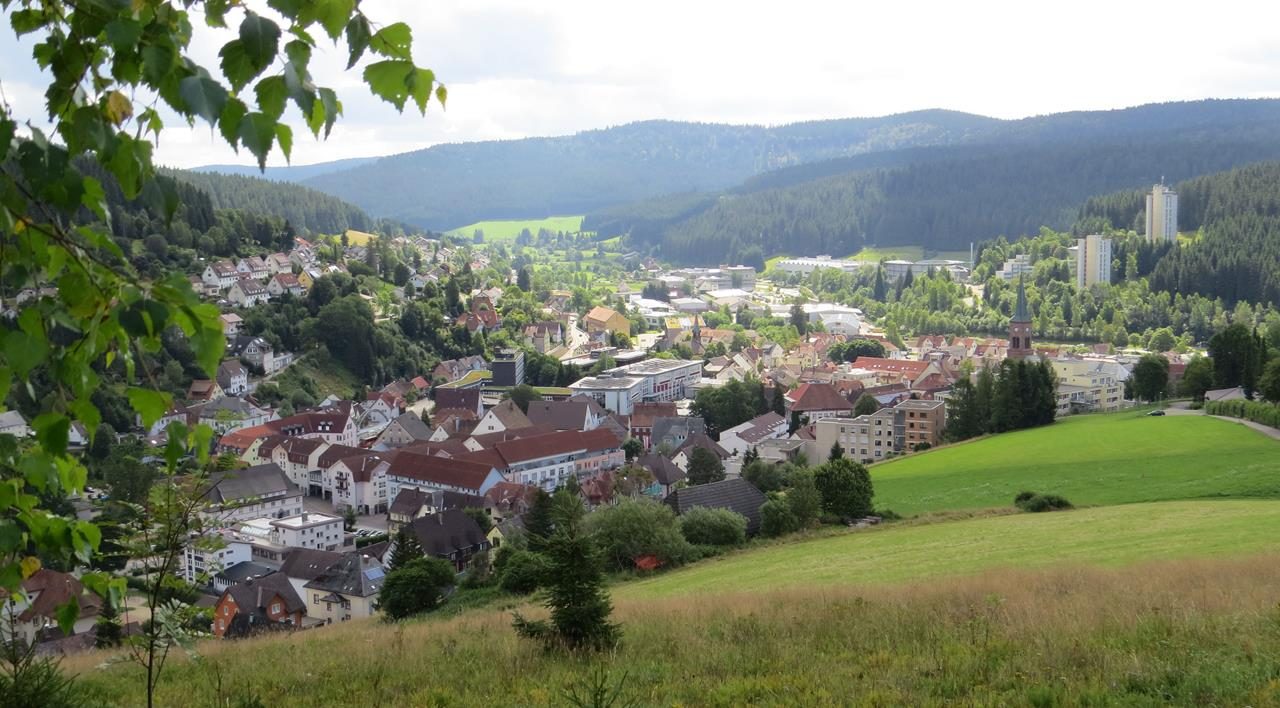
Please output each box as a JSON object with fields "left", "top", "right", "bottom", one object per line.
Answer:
{"left": 1008, "top": 275, "right": 1033, "bottom": 359}
{"left": 1013, "top": 275, "right": 1029, "bottom": 322}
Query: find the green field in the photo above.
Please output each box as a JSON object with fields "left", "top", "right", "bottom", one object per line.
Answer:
{"left": 618, "top": 500, "right": 1280, "bottom": 600}
{"left": 446, "top": 215, "right": 585, "bottom": 241}
{"left": 765, "top": 246, "right": 971, "bottom": 271}
{"left": 873, "top": 412, "right": 1280, "bottom": 517}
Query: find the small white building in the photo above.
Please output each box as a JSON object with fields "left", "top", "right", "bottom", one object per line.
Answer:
{"left": 228, "top": 279, "right": 271, "bottom": 308}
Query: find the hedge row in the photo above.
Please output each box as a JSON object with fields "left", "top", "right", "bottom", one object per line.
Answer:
{"left": 1205, "top": 400, "right": 1280, "bottom": 429}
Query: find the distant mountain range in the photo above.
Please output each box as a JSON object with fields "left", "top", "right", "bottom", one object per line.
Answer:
{"left": 192, "top": 99, "right": 1280, "bottom": 262}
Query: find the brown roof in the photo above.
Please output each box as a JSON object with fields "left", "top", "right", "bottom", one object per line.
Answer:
{"left": 676, "top": 432, "right": 729, "bottom": 459}
{"left": 851, "top": 357, "right": 931, "bottom": 376}
{"left": 385, "top": 451, "right": 497, "bottom": 491}
{"left": 788, "top": 382, "right": 855, "bottom": 413}
{"left": 486, "top": 428, "right": 621, "bottom": 467}
{"left": 629, "top": 401, "right": 677, "bottom": 429}
{"left": 486, "top": 399, "right": 534, "bottom": 430}
{"left": 317, "top": 443, "right": 374, "bottom": 469}
{"left": 433, "top": 389, "right": 482, "bottom": 413}
{"left": 525, "top": 399, "right": 597, "bottom": 431}
{"left": 279, "top": 548, "right": 342, "bottom": 581}
{"left": 15, "top": 570, "right": 103, "bottom": 623}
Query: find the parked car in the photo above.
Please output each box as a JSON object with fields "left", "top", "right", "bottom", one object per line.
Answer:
{"left": 1147, "top": 409, "right": 1166, "bottom": 416}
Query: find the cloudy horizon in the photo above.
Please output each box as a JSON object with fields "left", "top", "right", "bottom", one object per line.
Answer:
{"left": 4, "top": 0, "right": 1280, "bottom": 169}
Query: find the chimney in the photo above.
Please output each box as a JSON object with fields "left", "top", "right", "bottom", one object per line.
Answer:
{"left": 301, "top": 512, "right": 308, "bottom": 522}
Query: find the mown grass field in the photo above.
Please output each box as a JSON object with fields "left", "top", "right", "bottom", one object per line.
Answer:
{"left": 617, "top": 500, "right": 1280, "bottom": 600}
{"left": 765, "top": 246, "right": 971, "bottom": 270}
{"left": 73, "top": 545, "right": 1280, "bottom": 706}
{"left": 446, "top": 215, "right": 585, "bottom": 241}
{"left": 872, "top": 412, "right": 1280, "bottom": 517}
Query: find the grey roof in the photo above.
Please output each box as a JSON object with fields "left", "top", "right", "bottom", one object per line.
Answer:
{"left": 223, "top": 571, "right": 306, "bottom": 628}
{"left": 636, "top": 452, "right": 685, "bottom": 487}
{"left": 0, "top": 410, "right": 28, "bottom": 429}
{"left": 389, "top": 412, "right": 433, "bottom": 441}
{"left": 407, "top": 509, "right": 489, "bottom": 559}
{"left": 207, "top": 463, "right": 299, "bottom": 505}
{"left": 199, "top": 396, "right": 267, "bottom": 418}
{"left": 652, "top": 416, "right": 706, "bottom": 445}
{"left": 279, "top": 548, "right": 342, "bottom": 581}
{"left": 526, "top": 400, "right": 592, "bottom": 431}
{"left": 1013, "top": 275, "right": 1029, "bottom": 322}
{"left": 676, "top": 431, "right": 729, "bottom": 459}
{"left": 303, "top": 552, "right": 386, "bottom": 598}
{"left": 664, "top": 479, "right": 768, "bottom": 535}
{"left": 389, "top": 488, "right": 483, "bottom": 517}
{"left": 735, "top": 412, "right": 785, "bottom": 444}
{"left": 214, "top": 561, "right": 276, "bottom": 584}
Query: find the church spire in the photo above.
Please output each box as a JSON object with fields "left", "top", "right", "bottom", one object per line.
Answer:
{"left": 1013, "top": 275, "right": 1029, "bottom": 322}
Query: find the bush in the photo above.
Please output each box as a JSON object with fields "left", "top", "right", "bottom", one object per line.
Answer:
{"left": 679, "top": 507, "right": 747, "bottom": 546}
{"left": 742, "top": 459, "right": 791, "bottom": 493}
{"left": 379, "top": 556, "right": 456, "bottom": 620}
{"left": 498, "top": 550, "right": 549, "bottom": 595}
{"left": 586, "top": 498, "right": 693, "bottom": 571}
{"left": 1014, "top": 492, "right": 1073, "bottom": 513}
{"left": 875, "top": 509, "right": 903, "bottom": 522}
{"left": 786, "top": 469, "right": 823, "bottom": 528}
{"left": 760, "top": 499, "right": 799, "bottom": 538}
{"left": 813, "top": 458, "right": 874, "bottom": 519}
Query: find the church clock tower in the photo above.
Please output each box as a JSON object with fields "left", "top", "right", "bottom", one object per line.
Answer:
{"left": 1008, "top": 275, "right": 1033, "bottom": 359}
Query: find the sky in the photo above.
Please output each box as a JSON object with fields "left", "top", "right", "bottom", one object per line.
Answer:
{"left": 4, "top": 0, "right": 1280, "bottom": 169}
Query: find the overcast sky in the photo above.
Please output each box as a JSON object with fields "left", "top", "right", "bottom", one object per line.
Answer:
{"left": 5, "top": 0, "right": 1280, "bottom": 169}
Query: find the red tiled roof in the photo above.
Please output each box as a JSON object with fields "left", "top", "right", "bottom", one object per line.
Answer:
{"left": 849, "top": 357, "right": 931, "bottom": 376}
{"left": 788, "top": 382, "right": 855, "bottom": 413}
{"left": 385, "top": 452, "right": 496, "bottom": 491}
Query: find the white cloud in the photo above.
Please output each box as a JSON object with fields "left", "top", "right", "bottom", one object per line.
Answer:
{"left": 5, "top": 0, "right": 1280, "bottom": 169}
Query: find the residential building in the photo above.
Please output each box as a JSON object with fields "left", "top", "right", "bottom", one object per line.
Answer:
{"left": 403, "top": 510, "right": 491, "bottom": 571}
{"left": 634, "top": 452, "right": 685, "bottom": 496}
{"left": 387, "top": 488, "right": 484, "bottom": 533}
{"left": 472, "top": 399, "right": 534, "bottom": 435}
{"left": 212, "top": 572, "right": 306, "bottom": 638}
{"left": 725, "top": 265, "right": 757, "bottom": 290}
{"left": 384, "top": 452, "right": 505, "bottom": 503}
{"left": 265, "top": 512, "right": 345, "bottom": 552}
{"left": 997, "top": 253, "right": 1033, "bottom": 281}
{"left": 375, "top": 412, "right": 434, "bottom": 448}
{"left": 1075, "top": 234, "right": 1112, "bottom": 288}
{"left": 526, "top": 397, "right": 607, "bottom": 432}
{"left": 278, "top": 548, "right": 342, "bottom": 607}
{"left": 267, "top": 272, "right": 307, "bottom": 297}
{"left": 218, "top": 403, "right": 358, "bottom": 454}
{"left": 522, "top": 321, "right": 564, "bottom": 353}
{"left": 432, "top": 387, "right": 484, "bottom": 417}
{"left": 235, "top": 256, "right": 270, "bottom": 280}
{"left": 628, "top": 401, "right": 677, "bottom": 448}
{"left": 0, "top": 410, "right": 30, "bottom": 438}
{"left": 650, "top": 416, "right": 706, "bottom": 451}
{"left": 220, "top": 312, "right": 243, "bottom": 336}
{"left": 227, "top": 278, "right": 270, "bottom": 307}
{"left": 786, "top": 382, "right": 855, "bottom": 421}
{"left": 204, "top": 463, "right": 304, "bottom": 522}
{"left": 1052, "top": 359, "right": 1124, "bottom": 414}
{"left": 491, "top": 349, "right": 525, "bottom": 387}
{"left": 182, "top": 530, "right": 253, "bottom": 585}
{"left": 718, "top": 411, "right": 787, "bottom": 457}
{"left": 197, "top": 397, "right": 274, "bottom": 435}
{"left": 584, "top": 305, "right": 630, "bottom": 336}
{"left": 896, "top": 399, "right": 946, "bottom": 450}
{"left": 329, "top": 452, "right": 391, "bottom": 515}
{"left": 216, "top": 359, "right": 249, "bottom": 396}
{"left": 227, "top": 335, "right": 278, "bottom": 374}
{"left": 663, "top": 479, "right": 768, "bottom": 536}
{"left": 303, "top": 553, "right": 386, "bottom": 623}
{"left": 202, "top": 260, "right": 240, "bottom": 291}
{"left": 670, "top": 432, "right": 730, "bottom": 471}
{"left": 187, "top": 379, "right": 224, "bottom": 402}
{"left": 1146, "top": 183, "right": 1178, "bottom": 243}
{"left": 471, "top": 429, "right": 624, "bottom": 492}
{"left": 1, "top": 570, "right": 103, "bottom": 647}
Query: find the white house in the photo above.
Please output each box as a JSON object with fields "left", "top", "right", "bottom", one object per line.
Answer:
{"left": 202, "top": 260, "right": 240, "bottom": 291}
{"left": 718, "top": 411, "right": 787, "bottom": 457}
{"left": 228, "top": 279, "right": 271, "bottom": 307}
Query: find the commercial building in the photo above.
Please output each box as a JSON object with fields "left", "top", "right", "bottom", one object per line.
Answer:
{"left": 1075, "top": 234, "right": 1112, "bottom": 288}
{"left": 1145, "top": 183, "right": 1178, "bottom": 243}
{"left": 998, "top": 253, "right": 1033, "bottom": 281}
{"left": 491, "top": 349, "right": 525, "bottom": 387}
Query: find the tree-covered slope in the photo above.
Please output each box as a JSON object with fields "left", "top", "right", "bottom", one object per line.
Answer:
{"left": 1077, "top": 160, "right": 1280, "bottom": 306}
{"left": 297, "top": 111, "right": 998, "bottom": 229}
{"left": 163, "top": 169, "right": 378, "bottom": 235}
{"left": 581, "top": 99, "right": 1280, "bottom": 263}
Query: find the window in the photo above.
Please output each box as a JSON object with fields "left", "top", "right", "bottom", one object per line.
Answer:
{"left": 271, "top": 602, "right": 282, "bottom": 614}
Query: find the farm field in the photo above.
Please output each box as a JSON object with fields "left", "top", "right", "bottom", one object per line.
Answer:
{"left": 75, "top": 505, "right": 1280, "bottom": 706}
{"left": 446, "top": 215, "right": 585, "bottom": 241}
{"left": 617, "top": 500, "right": 1280, "bottom": 600}
{"left": 872, "top": 412, "right": 1280, "bottom": 517}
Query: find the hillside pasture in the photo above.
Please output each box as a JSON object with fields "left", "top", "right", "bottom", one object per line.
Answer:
{"left": 618, "top": 500, "right": 1280, "bottom": 600}
{"left": 446, "top": 215, "right": 586, "bottom": 242}
{"left": 872, "top": 412, "right": 1280, "bottom": 517}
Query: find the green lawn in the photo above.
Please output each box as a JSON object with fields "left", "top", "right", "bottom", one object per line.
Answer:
{"left": 445, "top": 215, "right": 585, "bottom": 241}
{"left": 873, "top": 412, "right": 1280, "bottom": 517}
{"left": 619, "top": 499, "right": 1280, "bottom": 600}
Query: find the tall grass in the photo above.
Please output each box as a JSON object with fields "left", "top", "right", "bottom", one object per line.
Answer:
{"left": 72, "top": 554, "right": 1280, "bottom": 706}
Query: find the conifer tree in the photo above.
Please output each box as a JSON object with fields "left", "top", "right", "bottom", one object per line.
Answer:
{"left": 388, "top": 527, "right": 425, "bottom": 571}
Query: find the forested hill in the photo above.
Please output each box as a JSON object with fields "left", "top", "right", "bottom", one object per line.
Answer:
{"left": 295, "top": 111, "right": 997, "bottom": 229}
{"left": 1079, "top": 162, "right": 1280, "bottom": 306}
{"left": 584, "top": 100, "right": 1280, "bottom": 263}
{"left": 163, "top": 169, "right": 378, "bottom": 235}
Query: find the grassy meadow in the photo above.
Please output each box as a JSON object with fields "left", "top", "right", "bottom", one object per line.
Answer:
{"left": 872, "top": 412, "right": 1280, "bottom": 517}
{"left": 73, "top": 550, "right": 1280, "bottom": 706}
{"left": 446, "top": 215, "right": 586, "bottom": 241}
